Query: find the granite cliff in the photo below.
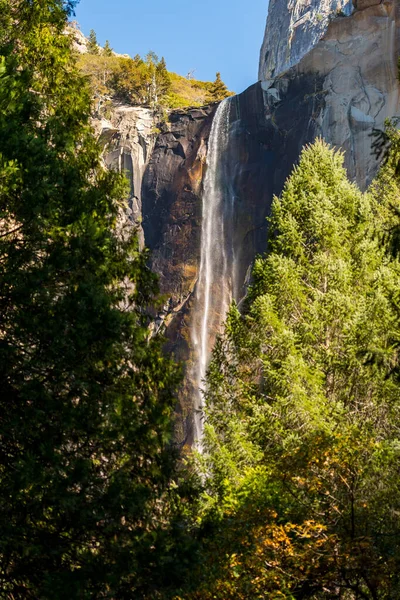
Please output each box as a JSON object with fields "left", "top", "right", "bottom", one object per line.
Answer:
{"left": 258, "top": 0, "right": 400, "bottom": 188}
{"left": 259, "top": 0, "right": 353, "bottom": 81}
{"left": 97, "top": 0, "right": 400, "bottom": 444}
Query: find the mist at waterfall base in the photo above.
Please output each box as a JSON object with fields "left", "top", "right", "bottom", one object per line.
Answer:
{"left": 191, "top": 98, "right": 237, "bottom": 446}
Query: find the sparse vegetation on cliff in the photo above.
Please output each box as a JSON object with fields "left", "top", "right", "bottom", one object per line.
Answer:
{"left": 87, "top": 27, "right": 99, "bottom": 53}
{"left": 208, "top": 71, "right": 233, "bottom": 102}
{"left": 166, "top": 72, "right": 217, "bottom": 108}
{"left": 77, "top": 50, "right": 172, "bottom": 108}
{"left": 74, "top": 29, "right": 233, "bottom": 110}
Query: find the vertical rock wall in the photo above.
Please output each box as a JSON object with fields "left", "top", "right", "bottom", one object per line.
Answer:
{"left": 296, "top": 0, "right": 400, "bottom": 186}
{"left": 142, "top": 107, "right": 216, "bottom": 444}
{"left": 98, "top": 106, "right": 157, "bottom": 248}
{"left": 259, "top": 0, "right": 353, "bottom": 80}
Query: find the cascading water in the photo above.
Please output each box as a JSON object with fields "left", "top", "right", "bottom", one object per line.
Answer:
{"left": 191, "top": 97, "right": 235, "bottom": 445}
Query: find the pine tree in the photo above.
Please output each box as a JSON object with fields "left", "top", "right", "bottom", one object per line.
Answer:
{"left": 103, "top": 39, "right": 113, "bottom": 56}
{"left": 186, "top": 140, "right": 400, "bottom": 598}
{"left": 155, "top": 56, "right": 171, "bottom": 101}
{"left": 208, "top": 71, "right": 230, "bottom": 102}
{"left": 0, "top": 1, "right": 185, "bottom": 597}
{"left": 87, "top": 28, "right": 99, "bottom": 54}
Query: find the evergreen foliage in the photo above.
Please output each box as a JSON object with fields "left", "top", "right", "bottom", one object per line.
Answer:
{"left": 2, "top": 1, "right": 400, "bottom": 598}
{"left": 208, "top": 72, "right": 231, "bottom": 102}
{"left": 183, "top": 140, "right": 400, "bottom": 599}
{"left": 87, "top": 28, "right": 99, "bottom": 54}
{"left": 113, "top": 52, "right": 171, "bottom": 107}
{"left": 77, "top": 51, "right": 172, "bottom": 109}
{"left": 0, "top": 1, "right": 186, "bottom": 597}
{"left": 103, "top": 39, "right": 113, "bottom": 56}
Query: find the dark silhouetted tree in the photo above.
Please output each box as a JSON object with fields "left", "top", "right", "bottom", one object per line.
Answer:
{"left": 0, "top": 1, "right": 186, "bottom": 597}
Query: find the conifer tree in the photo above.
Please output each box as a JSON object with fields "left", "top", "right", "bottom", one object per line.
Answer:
{"left": 143, "top": 52, "right": 171, "bottom": 106}
{"left": 112, "top": 55, "right": 149, "bottom": 104}
{"left": 155, "top": 56, "right": 172, "bottom": 101}
{"left": 103, "top": 39, "right": 113, "bottom": 56}
{"left": 87, "top": 28, "right": 99, "bottom": 54}
{"left": 208, "top": 72, "right": 230, "bottom": 102}
{"left": 0, "top": 1, "right": 184, "bottom": 597}
{"left": 187, "top": 140, "right": 400, "bottom": 599}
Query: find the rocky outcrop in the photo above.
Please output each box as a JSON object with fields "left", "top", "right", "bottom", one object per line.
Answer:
{"left": 259, "top": 0, "right": 353, "bottom": 80}
{"left": 142, "top": 107, "right": 217, "bottom": 443}
{"left": 94, "top": 103, "right": 217, "bottom": 443}
{"left": 95, "top": 106, "right": 158, "bottom": 247}
{"left": 354, "top": 0, "right": 384, "bottom": 9}
{"left": 67, "top": 23, "right": 89, "bottom": 54}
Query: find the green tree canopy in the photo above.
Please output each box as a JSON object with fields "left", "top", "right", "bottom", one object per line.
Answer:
{"left": 186, "top": 140, "right": 400, "bottom": 599}
{"left": 0, "top": 0, "right": 186, "bottom": 597}
{"left": 103, "top": 39, "right": 113, "bottom": 56}
{"left": 208, "top": 72, "right": 231, "bottom": 102}
{"left": 109, "top": 51, "right": 171, "bottom": 107}
{"left": 87, "top": 28, "right": 99, "bottom": 54}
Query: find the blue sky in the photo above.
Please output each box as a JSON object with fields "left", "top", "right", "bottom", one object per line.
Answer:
{"left": 73, "top": 0, "right": 269, "bottom": 94}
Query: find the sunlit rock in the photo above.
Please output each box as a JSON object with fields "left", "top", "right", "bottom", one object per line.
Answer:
{"left": 259, "top": 0, "right": 353, "bottom": 81}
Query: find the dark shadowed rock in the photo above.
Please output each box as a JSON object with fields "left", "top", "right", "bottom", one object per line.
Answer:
{"left": 142, "top": 106, "right": 216, "bottom": 305}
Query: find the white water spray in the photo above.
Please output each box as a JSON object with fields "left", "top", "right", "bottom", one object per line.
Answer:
{"left": 191, "top": 97, "right": 235, "bottom": 445}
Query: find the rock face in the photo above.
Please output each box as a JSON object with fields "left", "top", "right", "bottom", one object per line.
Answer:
{"left": 142, "top": 107, "right": 217, "bottom": 444}
{"left": 228, "top": 0, "right": 399, "bottom": 259}
{"left": 96, "top": 106, "right": 158, "bottom": 247}
{"left": 96, "top": 104, "right": 218, "bottom": 443}
{"left": 355, "top": 0, "right": 384, "bottom": 8}
{"left": 287, "top": 0, "right": 400, "bottom": 186}
{"left": 259, "top": 0, "right": 353, "bottom": 80}
{"left": 142, "top": 107, "right": 215, "bottom": 307}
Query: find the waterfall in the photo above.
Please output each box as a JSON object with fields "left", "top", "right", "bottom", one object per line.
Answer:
{"left": 191, "top": 97, "right": 235, "bottom": 446}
